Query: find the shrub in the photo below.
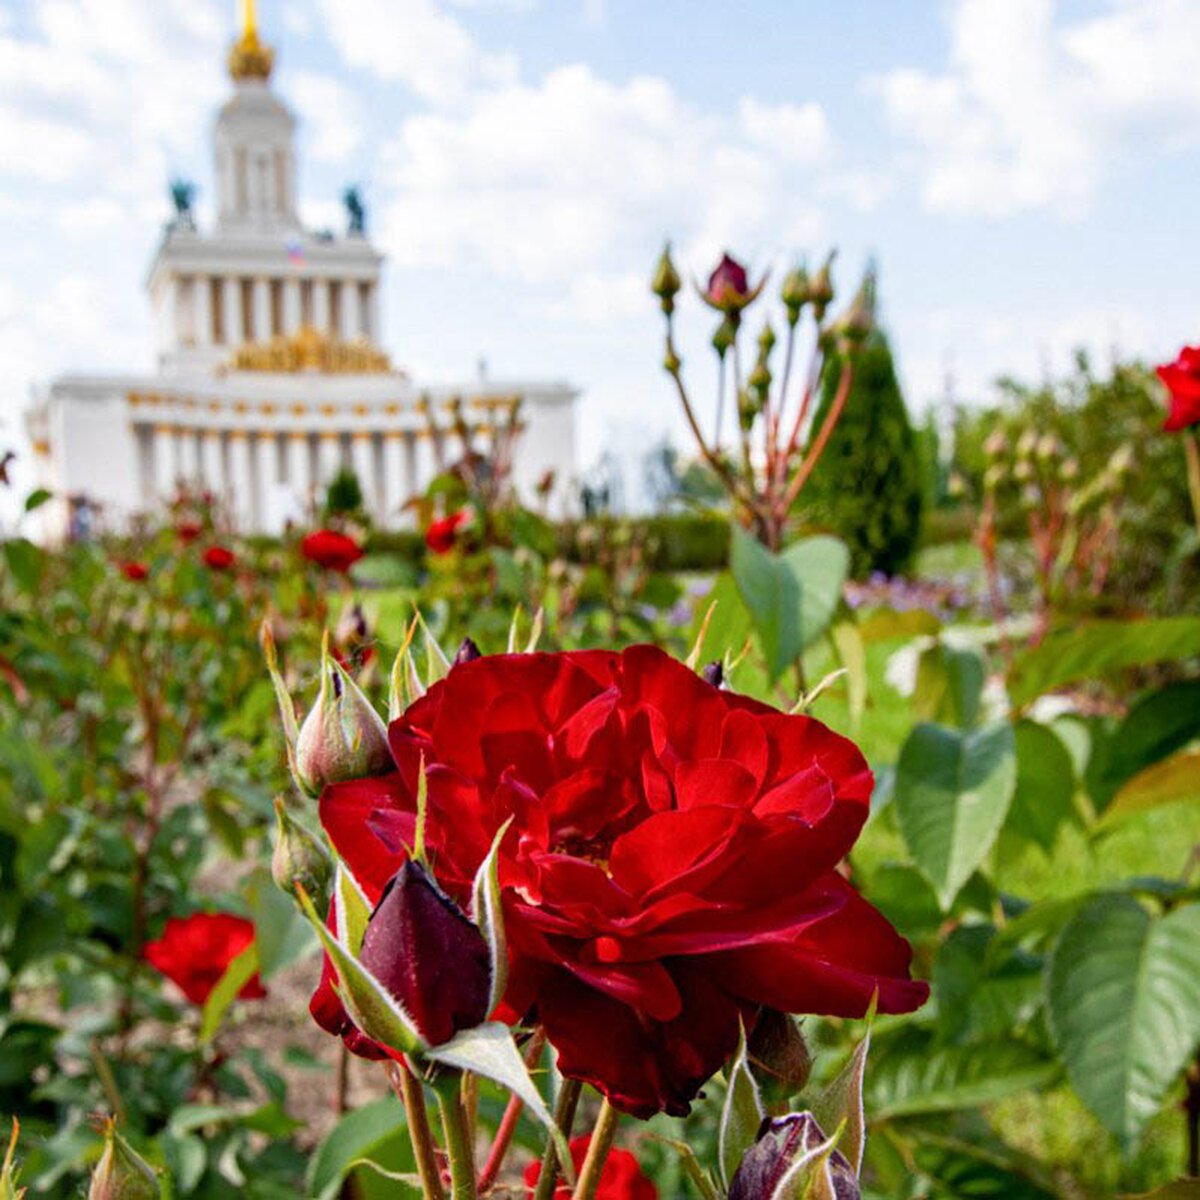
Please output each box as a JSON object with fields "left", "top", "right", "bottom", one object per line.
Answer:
{"left": 804, "top": 330, "right": 925, "bottom": 576}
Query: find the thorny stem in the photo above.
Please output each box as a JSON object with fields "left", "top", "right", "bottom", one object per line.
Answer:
{"left": 768, "top": 321, "right": 798, "bottom": 487}
{"left": 1183, "top": 432, "right": 1200, "bottom": 536}
{"left": 781, "top": 358, "right": 854, "bottom": 512}
{"left": 572, "top": 1099, "right": 619, "bottom": 1200}
{"left": 714, "top": 353, "right": 727, "bottom": 449}
{"left": 437, "top": 1074, "right": 478, "bottom": 1200}
{"left": 386, "top": 1061, "right": 446, "bottom": 1200}
{"left": 476, "top": 1028, "right": 546, "bottom": 1192}
{"left": 532, "top": 1078, "right": 583, "bottom": 1200}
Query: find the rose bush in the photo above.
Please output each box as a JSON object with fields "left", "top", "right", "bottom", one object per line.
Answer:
{"left": 312, "top": 644, "right": 926, "bottom": 1117}
{"left": 301, "top": 528, "right": 364, "bottom": 574}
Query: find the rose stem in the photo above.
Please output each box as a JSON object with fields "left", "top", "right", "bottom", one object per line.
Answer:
{"left": 571, "top": 1099, "right": 619, "bottom": 1200}
{"left": 1183, "top": 432, "right": 1200, "bottom": 535}
{"left": 386, "top": 1060, "right": 446, "bottom": 1200}
{"left": 477, "top": 1029, "right": 547, "bottom": 1192}
{"left": 436, "top": 1073, "right": 479, "bottom": 1200}
{"left": 532, "top": 1078, "right": 583, "bottom": 1200}
{"left": 781, "top": 359, "right": 854, "bottom": 513}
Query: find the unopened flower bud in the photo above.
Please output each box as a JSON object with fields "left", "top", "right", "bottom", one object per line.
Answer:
{"left": 272, "top": 797, "right": 332, "bottom": 907}
{"left": 1036, "top": 434, "right": 1060, "bottom": 460}
{"left": 808, "top": 252, "right": 836, "bottom": 321}
{"left": 729, "top": 1113, "right": 859, "bottom": 1200}
{"left": 1060, "top": 457, "right": 1079, "bottom": 482}
{"left": 781, "top": 262, "right": 809, "bottom": 324}
{"left": 983, "top": 429, "right": 1008, "bottom": 459}
{"left": 712, "top": 315, "right": 736, "bottom": 359}
{"left": 454, "top": 638, "right": 482, "bottom": 666}
{"left": 757, "top": 322, "right": 777, "bottom": 355}
{"left": 359, "top": 860, "right": 491, "bottom": 1047}
{"left": 748, "top": 1010, "right": 812, "bottom": 1107}
{"left": 748, "top": 360, "right": 772, "bottom": 399}
{"left": 651, "top": 243, "right": 682, "bottom": 314}
{"left": 88, "top": 1121, "right": 159, "bottom": 1200}
{"left": 1013, "top": 458, "right": 1034, "bottom": 482}
{"left": 833, "top": 270, "right": 875, "bottom": 346}
{"left": 295, "top": 642, "right": 392, "bottom": 797}
{"left": 738, "top": 390, "right": 759, "bottom": 432}
{"left": 1015, "top": 429, "right": 1038, "bottom": 459}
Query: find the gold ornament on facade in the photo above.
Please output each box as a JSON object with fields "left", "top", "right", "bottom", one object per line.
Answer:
{"left": 226, "top": 326, "right": 394, "bottom": 375}
{"left": 228, "top": 0, "right": 274, "bottom": 81}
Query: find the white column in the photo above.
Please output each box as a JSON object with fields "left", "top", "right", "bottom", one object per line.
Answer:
{"left": 283, "top": 278, "right": 301, "bottom": 334}
{"left": 253, "top": 277, "right": 271, "bottom": 342}
{"left": 196, "top": 277, "right": 213, "bottom": 346}
{"left": 171, "top": 427, "right": 187, "bottom": 488}
{"left": 136, "top": 426, "right": 154, "bottom": 507}
{"left": 224, "top": 277, "right": 242, "bottom": 346}
{"left": 313, "top": 279, "right": 330, "bottom": 334}
{"left": 383, "top": 432, "right": 404, "bottom": 527}
{"left": 365, "top": 284, "right": 380, "bottom": 343}
{"left": 151, "top": 425, "right": 175, "bottom": 503}
{"left": 228, "top": 431, "right": 254, "bottom": 530}
{"left": 163, "top": 279, "right": 181, "bottom": 351}
{"left": 247, "top": 433, "right": 264, "bottom": 531}
{"left": 339, "top": 280, "right": 357, "bottom": 339}
{"left": 370, "top": 433, "right": 387, "bottom": 524}
{"left": 316, "top": 431, "right": 341, "bottom": 493}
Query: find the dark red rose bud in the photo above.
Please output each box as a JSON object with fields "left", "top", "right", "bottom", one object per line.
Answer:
{"left": 358, "top": 860, "right": 491, "bottom": 1047}
{"left": 454, "top": 638, "right": 482, "bottom": 666}
{"left": 701, "top": 660, "right": 724, "bottom": 688}
{"left": 707, "top": 253, "right": 750, "bottom": 307}
{"left": 728, "top": 1113, "right": 858, "bottom": 1200}
{"left": 748, "top": 1009, "right": 812, "bottom": 1106}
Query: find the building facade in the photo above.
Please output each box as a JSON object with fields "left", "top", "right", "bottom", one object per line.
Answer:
{"left": 27, "top": 5, "right": 577, "bottom": 539}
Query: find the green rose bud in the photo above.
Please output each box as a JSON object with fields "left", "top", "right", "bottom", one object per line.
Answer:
{"left": 88, "top": 1121, "right": 159, "bottom": 1200}
{"left": 781, "top": 262, "right": 809, "bottom": 324}
{"left": 651, "top": 242, "right": 682, "bottom": 314}
{"left": 808, "top": 251, "right": 836, "bottom": 321}
{"left": 272, "top": 797, "right": 333, "bottom": 907}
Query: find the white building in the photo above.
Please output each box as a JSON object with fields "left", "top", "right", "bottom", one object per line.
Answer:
{"left": 26, "top": 4, "right": 577, "bottom": 540}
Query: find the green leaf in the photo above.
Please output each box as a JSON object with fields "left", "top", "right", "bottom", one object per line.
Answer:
{"left": 866, "top": 1031, "right": 1058, "bottom": 1118}
{"left": 424, "top": 1021, "right": 572, "bottom": 1175}
{"left": 244, "top": 868, "right": 316, "bottom": 979}
{"left": 730, "top": 527, "right": 849, "bottom": 681}
{"left": 908, "top": 1130, "right": 1059, "bottom": 1199}
{"left": 307, "top": 1097, "right": 414, "bottom": 1200}
{"left": 689, "top": 572, "right": 755, "bottom": 666}
{"left": 894, "top": 721, "right": 1017, "bottom": 909}
{"left": 1045, "top": 894, "right": 1200, "bottom": 1150}
{"left": 1007, "top": 720, "right": 1078, "bottom": 853}
{"left": 23, "top": 488, "right": 52, "bottom": 513}
{"left": 199, "top": 943, "right": 259, "bottom": 1044}
{"left": 297, "top": 886, "right": 425, "bottom": 1057}
{"left": 913, "top": 643, "right": 985, "bottom": 730}
{"left": 1087, "top": 681, "right": 1200, "bottom": 814}
{"left": 718, "top": 1023, "right": 764, "bottom": 1190}
{"left": 2, "top": 539, "right": 43, "bottom": 594}
{"left": 1120, "top": 1184, "right": 1200, "bottom": 1199}
{"left": 811, "top": 1031, "right": 869, "bottom": 1175}
{"left": 1008, "top": 617, "right": 1200, "bottom": 706}
{"left": 830, "top": 620, "right": 867, "bottom": 730}
{"left": 1099, "top": 750, "right": 1200, "bottom": 827}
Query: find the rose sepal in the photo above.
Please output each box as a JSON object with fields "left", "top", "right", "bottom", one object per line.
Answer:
{"left": 720, "top": 1021, "right": 765, "bottom": 1189}
{"left": 470, "top": 818, "right": 513, "bottom": 1014}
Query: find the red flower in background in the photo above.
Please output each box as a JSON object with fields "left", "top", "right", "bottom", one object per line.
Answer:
{"left": 425, "top": 510, "right": 469, "bottom": 554}
{"left": 316, "top": 646, "right": 926, "bottom": 1118}
{"left": 302, "top": 529, "right": 365, "bottom": 574}
{"left": 119, "top": 561, "right": 149, "bottom": 582}
{"left": 143, "top": 913, "right": 266, "bottom": 1006}
{"left": 177, "top": 520, "right": 203, "bottom": 543}
{"left": 525, "top": 1136, "right": 657, "bottom": 1200}
{"left": 203, "top": 545, "right": 236, "bottom": 571}
{"left": 1157, "top": 346, "right": 1200, "bottom": 432}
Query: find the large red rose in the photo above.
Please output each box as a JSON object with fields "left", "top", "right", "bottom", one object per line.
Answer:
{"left": 524, "top": 1135, "right": 657, "bottom": 1199}
{"left": 202, "top": 545, "right": 236, "bottom": 571}
{"left": 302, "top": 529, "right": 365, "bottom": 574}
{"left": 144, "top": 912, "right": 266, "bottom": 1006}
{"left": 316, "top": 646, "right": 927, "bottom": 1117}
{"left": 1157, "top": 345, "right": 1200, "bottom": 432}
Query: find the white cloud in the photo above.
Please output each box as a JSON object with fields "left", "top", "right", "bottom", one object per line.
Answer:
{"left": 289, "top": 70, "right": 364, "bottom": 163}
{"left": 872, "top": 0, "right": 1200, "bottom": 217}
{"left": 312, "top": 0, "right": 518, "bottom": 105}
{"left": 376, "top": 63, "right": 837, "bottom": 299}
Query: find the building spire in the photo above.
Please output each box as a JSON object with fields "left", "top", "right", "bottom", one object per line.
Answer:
{"left": 228, "top": 0, "right": 274, "bottom": 82}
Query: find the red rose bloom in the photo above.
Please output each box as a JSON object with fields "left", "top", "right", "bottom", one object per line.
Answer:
{"left": 203, "top": 545, "right": 236, "bottom": 571}
{"left": 177, "top": 520, "right": 203, "bottom": 543}
{"left": 302, "top": 529, "right": 365, "bottom": 573}
{"left": 143, "top": 913, "right": 266, "bottom": 1006}
{"left": 315, "top": 647, "right": 927, "bottom": 1117}
{"left": 425, "top": 510, "right": 469, "bottom": 555}
{"left": 1157, "top": 345, "right": 1200, "bottom": 432}
{"left": 119, "top": 561, "right": 149, "bottom": 582}
{"left": 525, "top": 1136, "right": 657, "bottom": 1200}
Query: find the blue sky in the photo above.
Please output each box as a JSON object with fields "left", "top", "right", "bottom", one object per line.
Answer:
{"left": 2, "top": 0, "right": 1198, "bottom": 513}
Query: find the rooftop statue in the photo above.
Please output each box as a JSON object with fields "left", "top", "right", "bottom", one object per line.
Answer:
{"left": 343, "top": 186, "right": 366, "bottom": 236}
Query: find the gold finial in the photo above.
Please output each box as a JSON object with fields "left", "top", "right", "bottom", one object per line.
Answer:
{"left": 228, "top": 0, "right": 274, "bottom": 81}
